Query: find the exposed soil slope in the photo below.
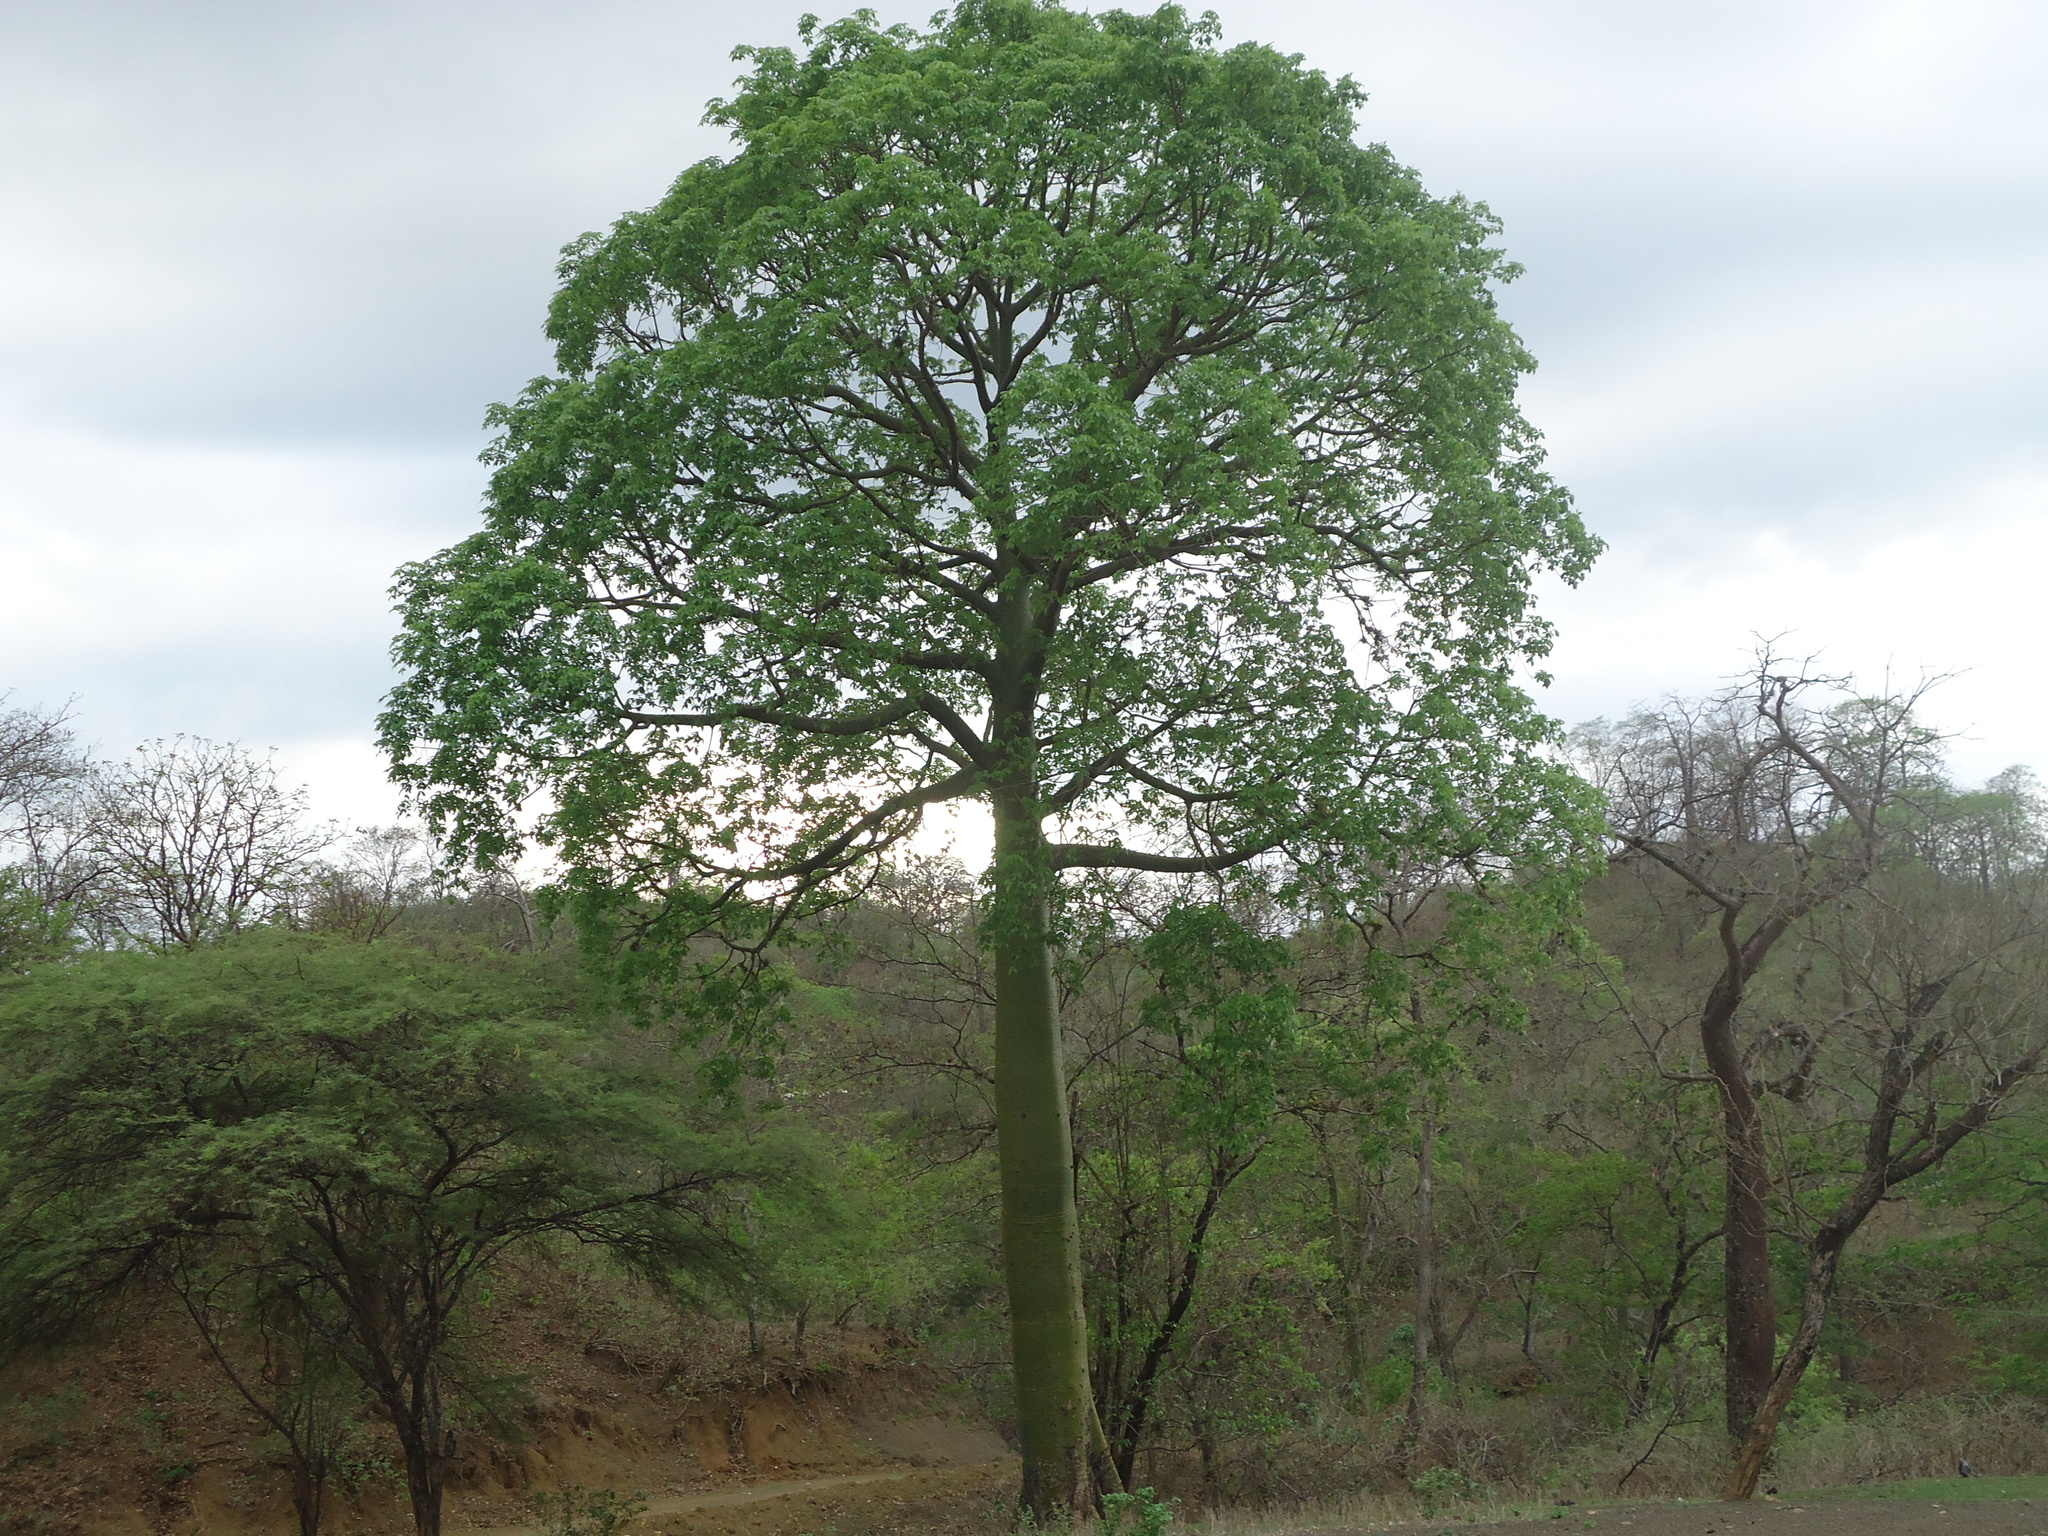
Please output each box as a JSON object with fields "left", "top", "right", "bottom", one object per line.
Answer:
{"left": 0, "top": 1297, "right": 1009, "bottom": 1535}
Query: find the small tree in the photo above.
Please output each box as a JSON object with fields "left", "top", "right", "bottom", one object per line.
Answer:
{"left": 0, "top": 697, "right": 90, "bottom": 967}
{"left": 381, "top": 2, "right": 1597, "bottom": 1508}
{"left": 0, "top": 937, "right": 768, "bottom": 1536}
{"left": 159, "top": 1248, "right": 362, "bottom": 1536}
{"left": 1077, "top": 903, "right": 1301, "bottom": 1490}
{"left": 295, "top": 824, "right": 440, "bottom": 942}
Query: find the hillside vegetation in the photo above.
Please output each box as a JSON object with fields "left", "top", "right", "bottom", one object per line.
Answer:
{"left": 6, "top": 11, "right": 2046, "bottom": 1533}
{"left": 4, "top": 677, "right": 2048, "bottom": 1534}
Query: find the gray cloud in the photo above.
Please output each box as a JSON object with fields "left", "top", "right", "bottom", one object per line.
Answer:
{"left": 3, "top": 0, "right": 2043, "bottom": 812}
{"left": 0, "top": 1, "right": 801, "bottom": 445}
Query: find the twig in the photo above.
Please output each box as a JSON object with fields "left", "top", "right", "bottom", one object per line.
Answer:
{"left": 1616, "top": 1405, "right": 1697, "bottom": 1494}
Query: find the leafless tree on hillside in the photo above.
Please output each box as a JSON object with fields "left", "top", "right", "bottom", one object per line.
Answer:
{"left": 1578, "top": 660, "right": 1932, "bottom": 1444}
{"left": 289, "top": 824, "right": 440, "bottom": 942}
{"left": 86, "top": 737, "right": 334, "bottom": 949}
{"left": 1581, "top": 659, "right": 2048, "bottom": 1498}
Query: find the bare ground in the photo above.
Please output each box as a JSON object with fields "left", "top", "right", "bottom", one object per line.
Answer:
{"left": 8, "top": 1284, "right": 2045, "bottom": 1536}
{"left": 0, "top": 1287, "right": 1011, "bottom": 1535}
{"left": 466, "top": 1460, "right": 1017, "bottom": 1536}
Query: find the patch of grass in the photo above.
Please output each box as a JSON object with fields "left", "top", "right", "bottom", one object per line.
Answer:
{"left": 530, "top": 1485, "right": 651, "bottom": 1536}
{"left": 1799, "top": 1474, "right": 2048, "bottom": 1503}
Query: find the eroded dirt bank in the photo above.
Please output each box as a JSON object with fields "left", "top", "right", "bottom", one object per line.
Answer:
{"left": 0, "top": 1306, "right": 1010, "bottom": 1535}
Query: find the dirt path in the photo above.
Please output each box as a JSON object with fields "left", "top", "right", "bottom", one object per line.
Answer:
{"left": 462, "top": 1459, "right": 1016, "bottom": 1536}
{"left": 465, "top": 1468, "right": 2048, "bottom": 1536}
{"left": 465, "top": 1468, "right": 932, "bottom": 1534}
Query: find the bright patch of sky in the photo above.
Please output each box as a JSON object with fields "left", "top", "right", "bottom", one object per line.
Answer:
{"left": 2, "top": 0, "right": 2042, "bottom": 858}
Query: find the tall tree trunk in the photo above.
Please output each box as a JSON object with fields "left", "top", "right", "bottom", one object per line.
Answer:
{"left": 990, "top": 788, "right": 1094, "bottom": 1518}
{"left": 385, "top": 1364, "right": 448, "bottom": 1536}
{"left": 1699, "top": 947, "right": 1776, "bottom": 1442}
{"left": 1403, "top": 1102, "right": 1436, "bottom": 1462}
{"left": 289, "top": 1462, "right": 327, "bottom": 1536}
{"left": 394, "top": 1416, "right": 444, "bottom": 1536}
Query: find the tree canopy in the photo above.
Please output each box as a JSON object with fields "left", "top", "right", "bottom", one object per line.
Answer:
{"left": 382, "top": 0, "right": 1596, "bottom": 923}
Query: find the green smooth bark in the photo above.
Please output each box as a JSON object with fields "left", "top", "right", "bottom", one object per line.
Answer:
{"left": 983, "top": 540, "right": 1094, "bottom": 1511}
{"left": 991, "top": 798, "right": 1092, "bottom": 1513}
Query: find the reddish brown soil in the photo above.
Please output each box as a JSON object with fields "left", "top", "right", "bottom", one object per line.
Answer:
{"left": 9, "top": 1277, "right": 2039, "bottom": 1536}
{"left": 0, "top": 1281, "right": 1008, "bottom": 1536}
{"left": 473, "top": 1461, "right": 1019, "bottom": 1536}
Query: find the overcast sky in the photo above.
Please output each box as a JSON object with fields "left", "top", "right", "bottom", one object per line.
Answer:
{"left": 3, "top": 0, "right": 2043, "bottom": 840}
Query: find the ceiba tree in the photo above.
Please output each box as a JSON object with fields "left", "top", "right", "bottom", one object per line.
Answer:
{"left": 381, "top": 0, "right": 1596, "bottom": 1510}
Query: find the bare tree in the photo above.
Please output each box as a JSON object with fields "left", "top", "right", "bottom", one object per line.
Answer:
{"left": 1581, "top": 662, "right": 1931, "bottom": 1443}
{"left": 0, "top": 698, "right": 77, "bottom": 823}
{"left": 293, "top": 825, "right": 439, "bottom": 942}
{"left": 86, "top": 737, "right": 333, "bottom": 949}
{"left": 1718, "top": 777, "right": 2048, "bottom": 1496}
{"left": 1585, "top": 662, "right": 2047, "bottom": 1497}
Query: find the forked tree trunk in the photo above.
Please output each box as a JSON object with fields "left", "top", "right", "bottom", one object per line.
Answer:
{"left": 1722, "top": 1246, "right": 1842, "bottom": 1499}
{"left": 286, "top": 1428, "right": 331, "bottom": 1536}
{"left": 1719, "top": 1012, "right": 2039, "bottom": 1499}
{"left": 990, "top": 788, "right": 1095, "bottom": 1518}
{"left": 395, "top": 1419, "right": 445, "bottom": 1536}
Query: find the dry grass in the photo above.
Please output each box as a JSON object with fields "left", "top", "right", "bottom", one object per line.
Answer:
{"left": 1776, "top": 1396, "right": 2048, "bottom": 1487}
{"left": 1155, "top": 1485, "right": 1609, "bottom": 1536}
{"left": 1125, "top": 1393, "right": 2048, "bottom": 1534}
